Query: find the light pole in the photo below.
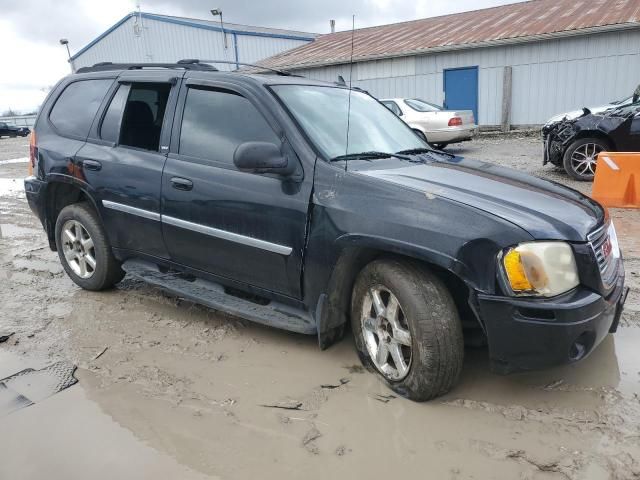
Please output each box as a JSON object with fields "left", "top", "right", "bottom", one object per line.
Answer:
{"left": 210, "top": 9, "right": 228, "bottom": 49}
{"left": 59, "top": 38, "right": 73, "bottom": 72}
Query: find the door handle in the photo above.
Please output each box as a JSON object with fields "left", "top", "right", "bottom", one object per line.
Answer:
{"left": 82, "top": 159, "right": 102, "bottom": 171}
{"left": 171, "top": 177, "right": 193, "bottom": 191}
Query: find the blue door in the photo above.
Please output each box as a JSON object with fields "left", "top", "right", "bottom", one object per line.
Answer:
{"left": 444, "top": 67, "right": 478, "bottom": 122}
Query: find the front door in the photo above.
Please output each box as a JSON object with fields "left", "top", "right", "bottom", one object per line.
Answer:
{"left": 161, "top": 80, "right": 311, "bottom": 298}
{"left": 76, "top": 71, "right": 181, "bottom": 258}
{"left": 444, "top": 66, "right": 478, "bottom": 122}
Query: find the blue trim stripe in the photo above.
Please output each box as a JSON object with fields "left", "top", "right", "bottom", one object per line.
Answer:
{"left": 71, "top": 12, "right": 315, "bottom": 61}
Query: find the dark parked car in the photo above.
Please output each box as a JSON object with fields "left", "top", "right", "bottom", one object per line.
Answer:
{"left": 25, "top": 61, "right": 627, "bottom": 401}
{"left": 0, "top": 121, "right": 20, "bottom": 138}
{"left": 542, "top": 100, "right": 640, "bottom": 181}
{"left": 16, "top": 127, "right": 31, "bottom": 137}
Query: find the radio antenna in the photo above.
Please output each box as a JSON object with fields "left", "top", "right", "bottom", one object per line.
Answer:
{"left": 344, "top": 14, "right": 355, "bottom": 171}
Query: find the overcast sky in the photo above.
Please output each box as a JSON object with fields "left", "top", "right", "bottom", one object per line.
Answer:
{"left": 1, "top": 0, "right": 525, "bottom": 114}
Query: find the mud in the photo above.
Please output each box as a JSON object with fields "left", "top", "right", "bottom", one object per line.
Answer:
{"left": 1, "top": 136, "right": 639, "bottom": 479}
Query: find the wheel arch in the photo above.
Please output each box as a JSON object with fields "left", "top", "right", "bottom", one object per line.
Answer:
{"left": 44, "top": 178, "right": 102, "bottom": 251}
{"left": 317, "top": 235, "right": 483, "bottom": 349}
{"left": 572, "top": 130, "right": 616, "bottom": 150}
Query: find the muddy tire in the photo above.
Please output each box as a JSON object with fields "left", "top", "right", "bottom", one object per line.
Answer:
{"left": 351, "top": 258, "right": 464, "bottom": 401}
{"left": 55, "top": 202, "right": 124, "bottom": 291}
{"left": 563, "top": 137, "right": 610, "bottom": 182}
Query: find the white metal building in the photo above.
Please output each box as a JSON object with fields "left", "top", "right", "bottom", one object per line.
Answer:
{"left": 70, "top": 11, "right": 316, "bottom": 72}
{"left": 259, "top": 0, "right": 640, "bottom": 128}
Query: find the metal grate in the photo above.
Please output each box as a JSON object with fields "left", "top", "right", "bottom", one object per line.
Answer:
{"left": 588, "top": 223, "right": 619, "bottom": 291}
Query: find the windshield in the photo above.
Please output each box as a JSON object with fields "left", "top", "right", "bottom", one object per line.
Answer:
{"left": 272, "top": 85, "right": 425, "bottom": 160}
{"left": 403, "top": 98, "right": 442, "bottom": 112}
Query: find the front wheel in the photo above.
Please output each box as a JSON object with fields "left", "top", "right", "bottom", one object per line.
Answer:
{"left": 563, "top": 137, "right": 610, "bottom": 181}
{"left": 55, "top": 202, "right": 124, "bottom": 291}
{"left": 351, "top": 259, "right": 464, "bottom": 401}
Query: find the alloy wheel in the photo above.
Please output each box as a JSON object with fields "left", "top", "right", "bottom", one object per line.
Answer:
{"left": 61, "top": 220, "right": 96, "bottom": 279}
{"left": 361, "top": 286, "right": 413, "bottom": 381}
{"left": 570, "top": 143, "right": 604, "bottom": 177}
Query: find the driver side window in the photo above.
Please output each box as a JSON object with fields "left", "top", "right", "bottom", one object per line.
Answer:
{"left": 178, "top": 87, "right": 280, "bottom": 166}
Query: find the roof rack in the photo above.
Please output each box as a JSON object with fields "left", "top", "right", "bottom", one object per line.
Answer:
{"left": 76, "top": 61, "right": 218, "bottom": 73}
{"left": 178, "top": 59, "right": 298, "bottom": 76}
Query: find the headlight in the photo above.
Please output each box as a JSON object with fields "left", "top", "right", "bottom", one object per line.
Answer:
{"left": 500, "top": 242, "right": 579, "bottom": 297}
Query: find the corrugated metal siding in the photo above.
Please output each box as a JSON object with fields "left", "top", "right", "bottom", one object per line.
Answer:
{"left": 73, "top": 17, "right": 311, "bottom": 71}
{"left": 300, "top": 29, "right": 640, "bottom": 126}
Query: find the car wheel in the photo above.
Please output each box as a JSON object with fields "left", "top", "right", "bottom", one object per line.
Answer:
{"left": 55, "top": 202, "right": 124, "bottom": 291}
{"left": 351, "top": 258, "right": 464, "bottom": 401}
{"left": 563, "top": 137, "right": 610, "bottom": 182}
{"left": 429, "top": 143, "right": 449, "bottom": 150}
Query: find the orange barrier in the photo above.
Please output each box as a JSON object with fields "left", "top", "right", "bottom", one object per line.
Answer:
{"left": 592, "top": 152, "right": 640, "bottom": 208}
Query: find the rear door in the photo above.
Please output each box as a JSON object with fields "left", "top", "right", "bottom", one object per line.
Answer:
{"left": 161, "top": 78, "right": 311, "bottom": 298}
{"left": 76, "top": 71, "right": 181, "bottom": 258}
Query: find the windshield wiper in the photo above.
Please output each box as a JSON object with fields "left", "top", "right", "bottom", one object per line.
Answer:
{"left": 396, "top": 147, "right": 455, "bottom": 159}
{"left": 329, "top": 151, "right": 411, "bottom": 162}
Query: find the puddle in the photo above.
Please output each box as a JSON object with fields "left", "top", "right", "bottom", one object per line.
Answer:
{"left": 0, "top": 374, "right": 213, "bottom": 479}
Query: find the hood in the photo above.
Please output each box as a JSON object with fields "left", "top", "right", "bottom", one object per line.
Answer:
{"left": 545, "top": 104, "right": 614, "bottom": 125}
{"left": 357, "top": 157, "right": 604, "bottom": 241}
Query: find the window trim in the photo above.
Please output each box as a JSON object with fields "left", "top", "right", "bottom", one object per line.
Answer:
{"left": 97, "top": 82, "right": 131, "bottom": 146}
{"left": 382, "top": 100, "right": 402, "bottom": 117}
{"left": 172, "top": 83, "right": 283, "bottom": 171}
{"left": 47, "top": 77, "right": 116, "bottom": 142}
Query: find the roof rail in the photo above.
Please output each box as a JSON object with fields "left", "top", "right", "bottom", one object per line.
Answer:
{"left": 178, "top": 59, "right": 299, "bottom": 76}
{"left": 76, "top": 61, "right": 218, "bottom": 73}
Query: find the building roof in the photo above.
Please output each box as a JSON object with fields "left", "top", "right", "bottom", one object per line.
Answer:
{"left": 259, "top": 0, "right": 640, "bottom": 70}
{"left": 71, "top": 11, "right": 317, "bottom": 61}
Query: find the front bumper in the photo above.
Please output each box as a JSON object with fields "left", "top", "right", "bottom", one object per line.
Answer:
{"left": 476, "top": 262, "right": 627, "bottom": 374}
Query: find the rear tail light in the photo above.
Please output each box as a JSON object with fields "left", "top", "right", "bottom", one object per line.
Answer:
{"left": 448, "top": 117, "right": 463, "bottom": 127}
{"left": 28, "top": 132, "right": 37, "bottom": 176}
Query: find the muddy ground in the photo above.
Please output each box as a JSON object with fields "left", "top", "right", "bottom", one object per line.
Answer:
{"left": 1, "top": 135, "right": 639, "bottom": 479}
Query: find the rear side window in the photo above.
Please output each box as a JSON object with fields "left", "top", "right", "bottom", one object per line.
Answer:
{"left": 49, "top": 79, "right": 113, "bottom": 138}
{"left": 119, "top": 83, "right": 171, "bottom": 151}
{"left": 382, "top": 101, "right": 402, "bottom": 116}
{"left": 178, "top": 88, "right": 279, "bottom": 164}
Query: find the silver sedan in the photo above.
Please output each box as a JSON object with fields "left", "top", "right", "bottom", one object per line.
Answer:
{"left": 380, "top": 98, "right": 477, "bottom": 149}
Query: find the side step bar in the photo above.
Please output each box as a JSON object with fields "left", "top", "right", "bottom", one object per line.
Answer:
{"left": 122, "top": 259, "right": 316, "bottom": 335}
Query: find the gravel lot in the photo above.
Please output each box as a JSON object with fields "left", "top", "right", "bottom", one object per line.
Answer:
{"left": 1, "top": 135, "right": 639, "bottom": 479}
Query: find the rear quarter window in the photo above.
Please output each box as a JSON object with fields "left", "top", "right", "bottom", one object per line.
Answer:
{"left": 49, "top": 79, "right": 113, "bottom": 138}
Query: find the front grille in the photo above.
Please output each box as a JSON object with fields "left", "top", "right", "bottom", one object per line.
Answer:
{"left": 588, "top": 223, "right": 619, "bottom": 290}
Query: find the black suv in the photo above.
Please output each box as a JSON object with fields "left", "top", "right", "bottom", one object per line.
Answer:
{"left": 25, "top": 61, "right": 627, "bottom": 401}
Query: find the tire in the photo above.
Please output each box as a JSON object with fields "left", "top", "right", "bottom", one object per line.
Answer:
{"left": 563, "top": 137, "right": 610, "bottom": 182}
{"left": 429, "top": 143, "right": 449, "bottom": 150}
{"left": 55, "top": 202, "right": 124, "bottom": 291}
{"left": 351, "top": 258, "right": 464, "bottom": 401}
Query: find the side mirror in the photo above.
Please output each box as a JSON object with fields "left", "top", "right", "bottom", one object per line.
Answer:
{"left": 233, "top": 142, "right": 294, "bottom": 176}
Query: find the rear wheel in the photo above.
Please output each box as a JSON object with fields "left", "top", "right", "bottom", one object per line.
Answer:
{"left": 55, "top": 202, "right": 124, "bottom": 290}
{"left": 430, "top": 143, "right": 449, "bottom": 150}
{"left": 351, "top": 258, "right": 464, "bottom": 401}
{"left": 563, "top": 137, "right": 610, "bottom": 181}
